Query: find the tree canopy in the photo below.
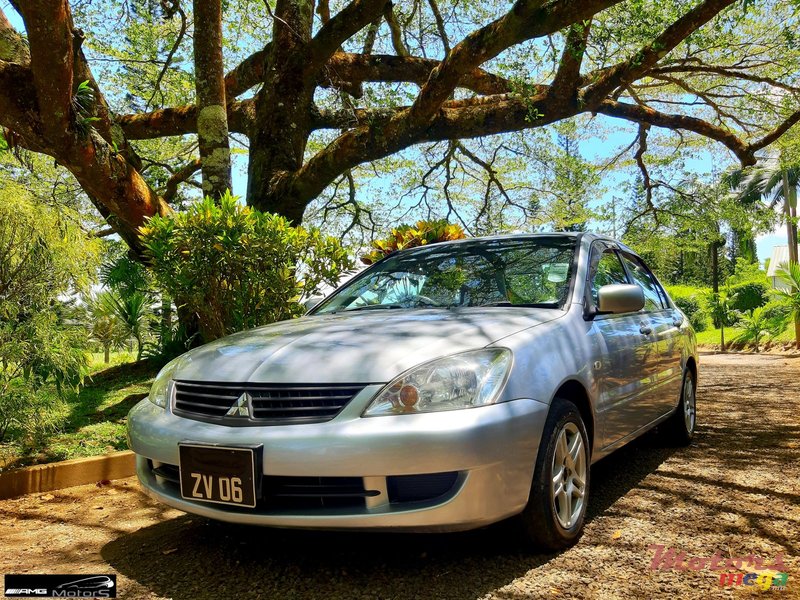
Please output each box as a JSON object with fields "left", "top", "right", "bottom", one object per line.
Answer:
{"left": 1, "top": 0, "right": 799, "bottom": 254}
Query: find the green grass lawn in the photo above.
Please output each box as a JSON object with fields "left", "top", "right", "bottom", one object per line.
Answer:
{"left": 695, "top": 323, "right": 796, "bottom": 348}
{"left": 0, "top": 352, "right": 159, "bottom": 471}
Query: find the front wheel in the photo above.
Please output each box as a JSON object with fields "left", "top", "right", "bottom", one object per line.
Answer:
{"left": 660, "top": 367, "right": 696, "bottom": 446}
{"left": 516, "top": 399, "right": 590, "bottom": 550}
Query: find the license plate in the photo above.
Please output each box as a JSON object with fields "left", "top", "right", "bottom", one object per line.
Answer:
{"left": 179, "top": 443, "right": 260, "bottom": 508}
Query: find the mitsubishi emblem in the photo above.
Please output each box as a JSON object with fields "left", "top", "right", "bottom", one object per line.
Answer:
{"left": 226, "top": 392, "right": 251, "bottom": 417}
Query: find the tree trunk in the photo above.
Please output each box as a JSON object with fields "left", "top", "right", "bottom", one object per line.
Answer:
{"left": 246, "top": 0, "right": 315, "bottom": 223}
{"left": 193, "top": 0, "right": 232, "bottom": 199}
{"left": 720, "top": 325, "right": 725, "bottom": 353}
{"left": 783, "top": 171, "right": 798, "bottom": 264}
{"left": 104, "top": 344, "right": 110, "bottom": 364}
{"left": 160, "top": 293, "right": 172, "bottom": 351}
{"left": 795, "top": 317, "right": 800, "bottom": 351}
{"left": 710, "top": 241, "right": 720, "bottom": 294}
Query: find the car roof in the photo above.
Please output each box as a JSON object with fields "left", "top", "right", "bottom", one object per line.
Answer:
{"left": 387, "top": 231, "right": 628, "bottom": 257}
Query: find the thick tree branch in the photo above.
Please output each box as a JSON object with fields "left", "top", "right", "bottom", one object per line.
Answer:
{"left": 224, "top": 45, "right": 270, "bottom": 98}
{"left": 551, "top": 19, "right": 591, "bottom": 99}
{"left": 17, "top": 1, "right": 74, "bottom": 143}
{"left": 117, "top": 100, "right": 253, "bottom": 139}
{"left": 427, "top": 0, "right": 450, "bottom": 53}
{"left": 749, "top": 108, "right": 800, "bottom": 153}
{"left": 383, "top": 3, "right": 409, "bottom": 56}
{"left": 310, "top": 0, "right": 388, "bottom": 67}
{"left": 582, "top": 0, "right": 737, "bottom": 105}
{"left": 162, "top": 158, "right": 202, "bottom": 201}
{"left": 288, "top": 0, "right": 625, "bottom": 208}
{"left": 324, "top": 53, "right": 513, "bottom": 95}
{"left": 225, "top": 49, "right": 513, "bottom": 99}
{"left": 595, "top": 99, "right": 755, "bottom": 165}
{"left": 405, "top": 0, "right": 623, "bottom": 129}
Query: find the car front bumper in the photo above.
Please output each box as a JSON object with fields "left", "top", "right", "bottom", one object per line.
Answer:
{"left": 127, "top": 386, "right": 548, "bottom": 532}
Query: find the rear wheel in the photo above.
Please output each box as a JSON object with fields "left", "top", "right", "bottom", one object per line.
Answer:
{"left": 660, "top": 367, "right": 696, "bottom": 446}
{"left": 517, "top": 399, "right": 590, "bottom": 550}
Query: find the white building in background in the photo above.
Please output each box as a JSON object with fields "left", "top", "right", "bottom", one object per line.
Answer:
{"left": 767, "top": 245, "right": 799, "bottom": 291}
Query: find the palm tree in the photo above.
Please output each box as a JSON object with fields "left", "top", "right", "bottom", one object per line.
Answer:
{"left": 733, "top": 306, "right": 786, "bottom": 353}
{"left": 705, "top": 291, "right": 734, "bottom": 352}
{"left": 775, "top": 261, "right": 800, "bottom": 349}
{"left": 97, "top": 291, "right": 150, "bottom": 361}
{"left": 89, "top": 314, "right": 126, "bottom": 364}
{"left": 725, "top": 155, "right": 799, "bottom": 347}
{"left": 725, "top": 157, "right": 799, "bottom": 265}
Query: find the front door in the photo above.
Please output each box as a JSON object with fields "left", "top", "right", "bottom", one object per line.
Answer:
{"left": 586, "top": 244, "right": 660, "bottom": 447}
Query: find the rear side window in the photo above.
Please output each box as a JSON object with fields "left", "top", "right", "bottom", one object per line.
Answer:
{"left": 590, "top": 250, "right": 629, "bottom": 306}
{"left": 620, "top": 254, "right": 665, "bottom": 311}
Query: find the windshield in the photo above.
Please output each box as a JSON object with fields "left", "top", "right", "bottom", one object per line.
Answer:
{"left": 314, "top": 237, "right": 577, "bottom": 314}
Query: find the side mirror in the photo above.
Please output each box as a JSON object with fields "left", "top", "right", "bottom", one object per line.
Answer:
{"left": 597, "top": 284, "right": 645, "bottom": 314}
{"left": 302, "top": 295, "right": 325, "bottom": 312}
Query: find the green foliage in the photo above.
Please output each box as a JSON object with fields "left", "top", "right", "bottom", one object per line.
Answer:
{"left": 728, "top": 281, "right": 770, "bottom": 313}
{"left": 361, "top": 219, "right": 467, "bottom": 265}
{"left": 140, "top": 192, "right": 353, "bottom": 341}
{"left": 666, "top": 285, "right": 710, "bottom": 331}
{"left": 673, "top": 294, "right": 701, "bottom": 318}
{"left": 0, "top": 190, "right": 100, "bottom": 442}
{"left": 100, "top": 244, "right": 152, "bottom": 298}
{"left": 725, "top": 257, "right": 769, "bottom": 286}
{"left": 774, "top": 261, "right": 800, "bottom": 346}
{"left": 96, "top": 291, "right": 150, "bottom": 361}
{"left": 760, "top": 299, "right": 792, "bottom": 324}
{"left": 732, "top": 306, "right": 786, "bottom": 352}
{"left": 704, "top": 290, "right": 734, "bottom": 350}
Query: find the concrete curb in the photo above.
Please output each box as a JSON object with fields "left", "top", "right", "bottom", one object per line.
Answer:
{"left": 0, "top": 450, "right": 136, "bottom": 500}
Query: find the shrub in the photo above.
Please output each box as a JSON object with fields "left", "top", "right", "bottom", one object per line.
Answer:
{"left": 760, "top": 300, "right": 791, "bottom": 326}
{"left": 673, "top": 295, "right": 701, "bottom": 318}
{"left": 140, "top": 192, "right": 354, "bottom": 342}
{"left": 665, "top": 287, "right": 708, "bottom": 331}
{"left": 688, "top": 309, "right": 708, "bottom": 332}
{"left": 728, "top": 281, "right": 769, "bottom": 313}
{"left": 361, "top": 219, "right": 466, "bottom": 265}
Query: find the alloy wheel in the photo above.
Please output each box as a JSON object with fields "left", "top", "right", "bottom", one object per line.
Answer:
{"left": 551, "top": 422, "right": 588, "bottom": 530}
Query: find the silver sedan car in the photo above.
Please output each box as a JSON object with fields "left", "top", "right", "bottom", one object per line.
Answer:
{"left": 127, "top": 232, "right": 697, "bottom": 549}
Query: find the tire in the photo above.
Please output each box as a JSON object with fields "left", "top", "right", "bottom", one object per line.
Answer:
{"left": 660, "top": 367, "right": 696, "bottom": 446}
{"left": 516, "top": 399, "right": 591, "bottom": 551}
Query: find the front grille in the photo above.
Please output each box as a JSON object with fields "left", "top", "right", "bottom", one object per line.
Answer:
{"left": 173, "top": 381, "right": 365, "bottom": 424}
{"left": 262, "top": 476, "right": 374, "bottom": 510}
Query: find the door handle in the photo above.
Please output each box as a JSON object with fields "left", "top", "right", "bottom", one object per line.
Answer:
{"left": 640, "top": 324, "right": 652, "bottom": 335}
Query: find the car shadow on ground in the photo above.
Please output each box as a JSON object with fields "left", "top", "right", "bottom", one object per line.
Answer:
{"left": 101, "top": 433, "right": 678, "bottom": 600}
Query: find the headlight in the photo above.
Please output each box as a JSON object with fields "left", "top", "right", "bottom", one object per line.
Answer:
{"left": 363, "top": 349, "right": 512, "bottom": 416}
{"left": 149, "top": 358, "right": 181, "bottom": 408}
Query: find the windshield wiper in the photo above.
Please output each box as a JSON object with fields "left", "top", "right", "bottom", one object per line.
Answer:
{"left": 339, "top": 303, "right": 407, "bottom": 313}
{"left": 477, "top": 301, "right": 560, "bottom": 308}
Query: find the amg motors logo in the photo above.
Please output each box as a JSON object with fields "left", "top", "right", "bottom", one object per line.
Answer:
{"left": 4, "top": 575, "right": 116, "bottom": 598}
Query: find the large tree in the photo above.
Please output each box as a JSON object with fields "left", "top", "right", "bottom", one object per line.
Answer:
{"left": 1, "top": 0, "right": 800, "bottom": 255}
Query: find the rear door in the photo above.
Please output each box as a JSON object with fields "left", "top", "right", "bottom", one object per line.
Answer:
{"left": 585, "top": 243, "right": 658, "bottom": 447}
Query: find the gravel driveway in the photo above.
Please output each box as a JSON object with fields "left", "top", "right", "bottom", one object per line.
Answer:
{"left": 1, "top": 353, "right": 798, "bottom": 599}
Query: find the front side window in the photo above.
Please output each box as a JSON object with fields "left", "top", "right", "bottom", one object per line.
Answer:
{"left": 313, "top": 238, "right": 577, "bottom": 314}
{"left": 590, "top": 249, "right": 629, "bottom": 307}
{"left": 620, "top": 254, "right": 665, "bottom": 311}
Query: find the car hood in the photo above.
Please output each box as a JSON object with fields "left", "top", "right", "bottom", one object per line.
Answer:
{"left": 171, "top": 307, "right": 561, "bottom": 384}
